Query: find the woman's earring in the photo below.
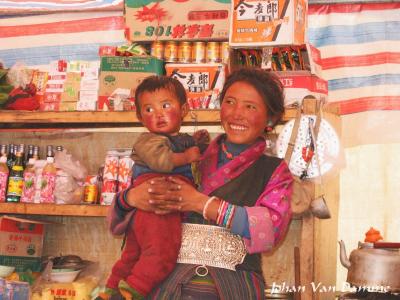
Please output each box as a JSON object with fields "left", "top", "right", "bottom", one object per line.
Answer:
{"left": 265, "top": 120, "right": 274, "bottom": 133}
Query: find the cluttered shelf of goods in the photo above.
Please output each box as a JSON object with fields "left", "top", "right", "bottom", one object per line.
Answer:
{"left": 0, "top": 203, "right": 107, "bottom": 217}
{"left": 0, "top": 109, "right": 299, "bottom": 125}
{"left": 0, "top": 108, "right": 296, "bottom": 126}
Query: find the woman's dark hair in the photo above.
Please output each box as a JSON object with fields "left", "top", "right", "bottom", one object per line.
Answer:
{"left": 219, "top": 67, "right": 285, "bottom": 127}
{"left": 134, "top": 75, "right": 187, "bottom": 117}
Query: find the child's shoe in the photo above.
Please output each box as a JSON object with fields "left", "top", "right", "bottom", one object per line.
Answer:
{"left": 118, "top": 280, "right": 144, "bottom": 300}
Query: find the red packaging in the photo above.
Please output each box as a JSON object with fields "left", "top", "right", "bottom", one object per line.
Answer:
{"left": 100, "top": 150, "right": 119, "bottom": 205}
{"left": 117, "top": 155, "right": 133, "bottom": 192}
{"left": 99, "top": 46, "right": 117, "bottom": 56}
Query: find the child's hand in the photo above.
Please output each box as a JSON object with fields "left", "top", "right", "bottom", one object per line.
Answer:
{"left": 184, "top": 146, "right": 201, "bottom": 163}
{"left": 193, "top": 129, "right": 210, "bottom": 145}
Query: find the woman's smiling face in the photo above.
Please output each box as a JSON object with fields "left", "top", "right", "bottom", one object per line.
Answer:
{"left": 220, "top": 81, "right": 268, "bottom": 145}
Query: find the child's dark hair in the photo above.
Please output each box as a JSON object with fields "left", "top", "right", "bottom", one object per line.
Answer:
{"left": 135, "top": 75, "right": 187, "bottom": 117}
{"left": 220, "top": 67, "right": 285, "bottom": 127}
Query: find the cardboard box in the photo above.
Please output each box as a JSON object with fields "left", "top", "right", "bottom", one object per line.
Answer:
{"left": 79, "top": 90, "right": 99, "bottom": 103}
{"left": 165, "top": 63, "right": 226, "bottom": 109}
{"left": 77, "top": 100, "right": 97, "bottom": 111}
{"left": 0, "top": 216, "right": 47, "bottom": 272}
{"left": 98, "top": 56, "right": 163, "bottom": 111}
{"left": 229, "top": 0, "right": 307, "bottom": 46}
{"left": 61, "top": 72, "right": 81, "bottom": 103}
{"left": 40, "top": 101, "right": 61, "bottom": 111}
{"left": 125, "top": 0, "right": 230, "bottom": 41}
{"left": 59, "top": 101, "right": 77, "bottom": 111}
{"left": 277, "top": 71, "right": 328, "bottom": 106}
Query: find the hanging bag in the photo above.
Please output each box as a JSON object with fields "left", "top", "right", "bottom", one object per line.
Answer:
{"left": 283, "top": 95, "right": 330, "bottom": 218}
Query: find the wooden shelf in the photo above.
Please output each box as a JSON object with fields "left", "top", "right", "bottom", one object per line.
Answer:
{"left": 0, "top": 109, "right": 297, "bottom": 125}
{"left": 0, "top": 203, "right": 108, "bottom": 217}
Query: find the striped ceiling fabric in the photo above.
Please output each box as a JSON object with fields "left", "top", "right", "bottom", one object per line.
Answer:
{"left": 0, "top": 0, "right": 123, "bottom": 14}
{"left": 308, "top": 2, "right": 400, "bottom": 114}
{"left": 0, "top": 11, "right": 126, "bottom": 69}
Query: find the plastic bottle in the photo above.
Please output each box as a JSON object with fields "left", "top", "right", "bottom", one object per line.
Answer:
{"left": 39, "top": 146, "right": 57, "bottom": 203}
{"left": 0, "top": 149, "right": 9, "bottom": 203}
{"left": 21, "top": 158, "right": 37, "bottom": 203}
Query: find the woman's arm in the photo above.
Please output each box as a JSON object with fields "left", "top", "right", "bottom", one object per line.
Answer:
{"left": 158, "top": 162, "right": 293, "bottom": 254}
{"left": 149, "top": 161, "right": 292, "bottom": 253}
{"left": 242, "top": 161, "right": 293, "bottom": 253}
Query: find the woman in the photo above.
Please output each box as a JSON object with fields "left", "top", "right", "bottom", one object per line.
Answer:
{"left": 109, "top": 68, "right": 293, "bottom": 299}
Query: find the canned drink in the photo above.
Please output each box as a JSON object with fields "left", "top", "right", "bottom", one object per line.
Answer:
{"left": 178, "top": 42, "right": 192, "bottom": 63}
{"left": 84, "top": 184, "right": 98, "bottom": 203}
{"left": 191, "top": 42, "right": 206, "bottom": 63}
{"left": 151, "top": 41, "right": 164, "bottom": 60}
{"left": 220, "top": 42, "right": 230, "bottom": 64}
{"left": 164, "top": 41, "right": 178, "bottom": 62}
{"left": 84, "top": 175, "right": 98, "bottom": 203}
{"left": 117, "top": 155, "right": 133, "bottom": 192}
{"left": 206, "top": 42, "right": 221, "bottom": 63}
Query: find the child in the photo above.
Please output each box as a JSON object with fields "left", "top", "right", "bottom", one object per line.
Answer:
{"left": 101, "top": 76, "right": 208, "bottom": 300}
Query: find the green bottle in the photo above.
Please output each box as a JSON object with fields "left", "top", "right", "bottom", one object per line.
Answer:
{"left": 6, "top": 151, "right": 25, "bottom": 202}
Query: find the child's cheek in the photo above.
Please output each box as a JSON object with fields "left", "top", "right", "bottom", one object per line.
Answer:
{"left": 141, "top": 114, "right": 157, "bottom": 130}
{"left": 164, "top": 110, "right": 181, "bottom": 124}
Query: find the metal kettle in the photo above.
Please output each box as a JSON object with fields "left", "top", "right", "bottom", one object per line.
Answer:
{"left": 339, "top": 240, "right": 400, "bottom": 292}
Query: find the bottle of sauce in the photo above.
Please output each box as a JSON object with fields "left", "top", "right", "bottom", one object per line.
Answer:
{"left": 0, "top": 145, "right": 9, "bottom": 203}
{"left": 7, "top": 144, "right": 14, "bottom": 169}
{"left": 26, "top": 144, "right": 34, "bottom": 165}
{"left": 40, "top": 145, "right": 57, "bottom": 203}
{"left": 6, "top": 151, "right": 25, "bottom": 202}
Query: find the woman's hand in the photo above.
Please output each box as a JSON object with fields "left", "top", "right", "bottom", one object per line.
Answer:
{"left": 148, "top": 177, "right": 208, "bottom": 215}
{"left": 125, "top": 180, "right": 158, "bottom": 212}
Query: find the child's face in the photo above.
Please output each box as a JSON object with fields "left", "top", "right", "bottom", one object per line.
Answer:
{"left": 138, "top": 88, "right": 188, "bottom": 135}
{"left": 220, "top": 81, "right": 268, "bottom": 145}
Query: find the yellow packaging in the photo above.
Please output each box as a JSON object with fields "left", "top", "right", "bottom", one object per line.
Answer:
{"left": 229, "top": 0, "right": 307, "bottom": 46}
{"left": 31, "top": 277, "right": 97, "bottom": 300}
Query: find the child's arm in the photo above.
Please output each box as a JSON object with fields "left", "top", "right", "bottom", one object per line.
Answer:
{"left": 133, "top": 133, "right": 175, "bottom": 172}
{"left": 171, "top": 146, "right": 200, "bottom": 167}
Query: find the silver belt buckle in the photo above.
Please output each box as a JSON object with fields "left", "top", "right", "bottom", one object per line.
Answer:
{"left": 177, "top": 223, "right": 247, "bottom": 271}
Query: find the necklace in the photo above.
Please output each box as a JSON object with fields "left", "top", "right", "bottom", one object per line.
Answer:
{"left": 221, "top": 142, "right": 234, "bottom": 160}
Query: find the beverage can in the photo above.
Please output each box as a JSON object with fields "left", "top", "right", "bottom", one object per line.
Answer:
{"left": 164, "top": 41, "right": 178, "bottom": 62}
{"left": 220, "top": 42, "right": 230, "bottom": 64}
{"left": 178, "top": 42, "right": 192, "bottom": 63}
{"left": 151, "top": 41, "right": 164, "bottom": 60}
{"left": 84, "top": 185, "right": 98, "bottom": 204}
{"left": 84, "top": 175, "right": 98, "bottom": 203}
{"left": 117, "top": 155, "right": 133, "bottom": 192}
{"left": 191, "top": 42, "right": 206, "bottom": 63}
{"left": 206, "top": 42, "right": 221, "bottom": 63}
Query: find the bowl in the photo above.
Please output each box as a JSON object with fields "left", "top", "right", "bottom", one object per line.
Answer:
{"left": 0, "top": 265, "right": 15, "bottom": 277}
{"left": 50, "top": 269, "right": 81, "bottom": 283}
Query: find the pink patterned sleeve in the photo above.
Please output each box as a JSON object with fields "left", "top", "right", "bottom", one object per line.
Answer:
{"left": 243, "top": 161, "right": 293, "bottom": 254}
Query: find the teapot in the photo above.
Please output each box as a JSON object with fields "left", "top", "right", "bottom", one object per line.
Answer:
{"left": 338, "top": 240, "right": 400, "bottom": 292}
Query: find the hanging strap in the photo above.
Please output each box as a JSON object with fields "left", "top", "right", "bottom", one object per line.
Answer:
{"left": 284, "top": 96, "right": 323, "bottom": 171}
{"left": 284, "top": 101, "right": 303, "bottom": 163}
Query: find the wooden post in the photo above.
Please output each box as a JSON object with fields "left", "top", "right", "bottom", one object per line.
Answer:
{"left": 300, "top": 213, "right": 315, "bottom": 299}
